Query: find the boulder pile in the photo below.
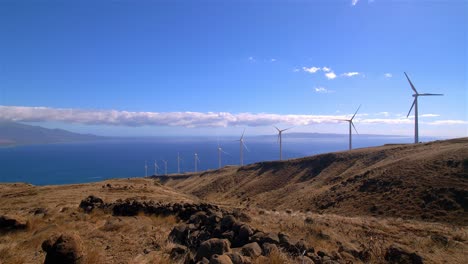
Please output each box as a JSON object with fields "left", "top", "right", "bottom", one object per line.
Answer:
{"left": 77, "top": 195, "right": 424, "bottom": 263}
{"left": 165, "top": 206, "right": 322, "bottom": 263}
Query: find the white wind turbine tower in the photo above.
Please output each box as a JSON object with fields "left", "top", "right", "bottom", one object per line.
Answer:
{"left": 177, "top": 152, "right": 182, "bottom": 174}
{"left": 194, "top": 153, "right": 200, "bottom": 172}
{"left": 404, "top": 72, "right": 443, "bottom": 144}
{"left": 144, "top": 160, "right": 148, "bottom": 177}
{"left": 154, "top": 160, "right": 159, "bottom": 176}
{"left": 338, "top": 105, "right": 361, "bottom": 151}
{"left": 274, "top": 126, "right": 292, "bottom": 161}
{"left": 217, "top": 142, "right": 229, "bottom": 169}
{"left": 162, "top": 160, "right": 168, "bottom": 175}
{"left": 237, "top": 129, "right": 249, "bottom": 166}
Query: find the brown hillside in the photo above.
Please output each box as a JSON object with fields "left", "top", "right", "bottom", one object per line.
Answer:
{"left": 157, "top": 138, "right": 468, "bottom": 225}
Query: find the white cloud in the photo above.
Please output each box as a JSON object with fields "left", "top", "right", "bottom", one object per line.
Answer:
{"left": 420, "top": 114, "right": 441, "bottom": 118}
{"left": 2, "top": 106, "right": 463, "bottom": 128}
{"left": 322, "top": 67, "right": 331, "bottom": 72}
{"left": 352, "top": 0, "right": 359, "bottom": 6}
{"left": 342, "top": 72, "right": 360, "bottom": 77}
{"left": 293, "top": 68, "right": 300, "bottom": 72}
{"left": 303, "top": 66, "right": 321, "bottom": 74}
{"left": 314, "top": 87, "right": 333, "bottom": 94}
{"left": 384, "top": 73, "right": 392, "bottom": 78}
{"left": 248, "top": 56, "right": 255, "bottom": 61}
{"left": 427, "top": 120, "right": 468, "bottom": 125}
{"left": 325, "top": 72, "right": 337, "bottom": 80}
{"left": 359, "top": 118, "right": 413, "bottom": 125}
{"left": 270, "top": 58, "right": 276, "bottom": 62}
{"left": 377, "top": 112, "right": 390, "bottom": 117}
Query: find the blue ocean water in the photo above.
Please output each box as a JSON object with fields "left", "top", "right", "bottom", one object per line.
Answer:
{"left": 0, "top": 135, "right": 418, "bottom": 185}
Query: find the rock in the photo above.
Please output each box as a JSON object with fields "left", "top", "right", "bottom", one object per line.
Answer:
{"left": 241, "top": 242, "right": 262, "bottom": 258}
{"left": 232, "top": 209, "right": 252, "bottom": 222}
{"left": 431, "top": 234, "right": 449, "bottom": 246}
{"left": 220, "top": 215, "right": 237, "bottom": 232}
{"left": 79, "top": 195, "right": 104, "bottom": 213}
{"left": 262, "top": 243, "right": 279, "bottom": 255}
{"left": 226, "top": 252, "right": 244, "bottom": 264}
{"left": 210, "top": 254, "right": 233, "bottom": 264}
{"left": 262, "top": 232, "right": 280, "bottom": 245}
{"left": 236, "top": 224, "right": 253, "bottom": 246}
{"left": 385, "top": 246, "right": 423, "bottom": 264}
{"left": 42, "top": 233, "right": 84, "bottom": 264}
{"left": 221, "top": 230, "right": 235, "bottom": 242}
{"left": 297, "top": 256, "right": 314, "bottom": 264}
{"left": 197, "top": 257, "right": 210, "bottom": 264}
{"left": 0, "top": 215, "right": 27, "bottom": 232}
{"left": 295, "top": 239, "right": 309, "bottom": 253}
{"left": 170, "top": 245, "right": 188, "bottom": 259}
{"left": 304, "top": 216, "right": 314, "bottom": 224}
{"left": 169, "top": 224, "right": 188, "bottom": 244}
{"left": 278, "top": 232, "right": 291, "bottom": 245}
{"left": 196, "top": 238, "right": 231, "bottom": 261}
{"left": 250, "top": 231, "right": 279, "bottom": 245}
{"left": 30, "top": 208, "right": 48, "bottom": 216}
{"left": 190, "top": 211, "right": 209, "bottom": 226}
{"left": 251, "top": 231, "right": 266, "bottom": 243}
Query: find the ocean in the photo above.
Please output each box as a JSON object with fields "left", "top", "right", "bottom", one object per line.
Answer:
{"left": 0, "top": 135, "right": 420, "bottom": 185}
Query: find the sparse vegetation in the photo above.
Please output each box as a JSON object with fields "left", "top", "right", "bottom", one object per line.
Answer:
{"left": 0, "top": 138, "right": 467, "bottom": 263}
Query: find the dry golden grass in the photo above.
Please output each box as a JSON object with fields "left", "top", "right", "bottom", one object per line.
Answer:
{"left": 1, "top": 139, "right": 467, "bottom": 263}
{"left": 246, "top": 208, "right": 468, "bottom": 264}
{"left": 0, "top": 178, "right": 195, "bottom": 263}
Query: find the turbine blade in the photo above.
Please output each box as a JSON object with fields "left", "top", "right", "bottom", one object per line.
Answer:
{"left": 243, "top": 141, "right": 250, "bottom": 152}
{"left": 419, "top": 93, "right": 443, "bottom": 96}
{"left": 407, "top": 99, "right": 416, "bottom": 118}
{"left": 351, "top": 121, "right": 359, "bottom": 135}
{"left": 241, "top": 129, "right": 245, "bottom": 139}
{"left": 404, "top": 72, "right": 418, "bottom": 94}
{"left": 351, "top": 105, "right": 361, "bottom": 120}
{"left": 274, "top": 126, "right": 280, "bottom": 132}
{"left": 282, "top": 127, "right": 293, "bottom": 132}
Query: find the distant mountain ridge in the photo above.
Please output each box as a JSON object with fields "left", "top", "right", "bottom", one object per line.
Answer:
{"left": 0, "top": 121, "right": 101, "bottom": 146}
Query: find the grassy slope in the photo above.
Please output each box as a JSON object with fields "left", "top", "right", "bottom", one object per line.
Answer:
{"left": 1, "top": 138, "right": 467, "bottom": 263}
{"left": 160, "top": 138, "right": 468, "bottom": 225}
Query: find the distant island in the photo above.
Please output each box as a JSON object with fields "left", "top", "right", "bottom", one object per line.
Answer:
{"left": 0, "top": 121, "right": 102, "bottom": 146}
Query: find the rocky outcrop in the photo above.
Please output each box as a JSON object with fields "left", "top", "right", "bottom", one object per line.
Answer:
{"left": 385, "top": 246, "right": 424, "bottom": 264}
{"left": 78, "top": 195, "right": 104, "bottom": 213}
{"left": 0, "top": 215, "right": 27, "bottom": 232}
{"left": 42, "top": 233, "right": 84, "bottom": 264}
{"left": 77, "top": 195, "right": 337, "bottom": 263}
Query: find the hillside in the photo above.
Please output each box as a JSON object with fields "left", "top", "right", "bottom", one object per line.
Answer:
{"left": 156, "top": 138, "right": 468, "bottom": 225}
{"left": 0, "top": 121, "right": 101, "bottom": 146}
{"left": 1, "top": 138, "right": 467, "bottom": 263}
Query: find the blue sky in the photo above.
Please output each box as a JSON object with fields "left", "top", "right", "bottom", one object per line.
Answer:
{"left": 0, "top": 0, "right": 466, "bottom": 138}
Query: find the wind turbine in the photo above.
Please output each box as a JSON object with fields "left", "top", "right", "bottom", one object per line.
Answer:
{"left": 154, "top": 160, "right": 159, "bottom": 176}
{"left": 237, "top": 129, "right": 249, "bottom": 166}
{"left": 162, "top": 160, "right": 168, "bottom": 175}
{"left": 404, "top": 72, "right": 443, "bottom": 144}
{"left": 144, "top": 160, "right": 148, "bottom": 177}
{"left": 338, "top": 105, "right": 361, "bottom": 151}
{"left": 194, "top": 153, "right": 200, "bottom": 172}
{"left": 217, "top": 142, "right": 229, "bottom": 169}
{"left": 177, "top": 153, "right": 182, "bottom": 174}
{"left": 274, "top": 126, "right": 292, "bottom": 160}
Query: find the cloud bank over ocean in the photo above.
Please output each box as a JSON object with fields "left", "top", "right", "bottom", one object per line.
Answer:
{"left": 1, "top": 106, "right": 466, "bottom": 128}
